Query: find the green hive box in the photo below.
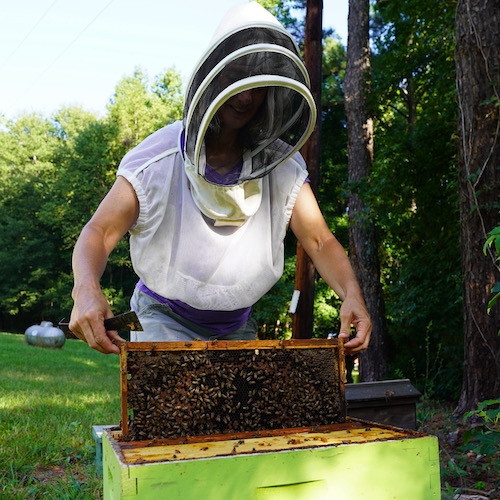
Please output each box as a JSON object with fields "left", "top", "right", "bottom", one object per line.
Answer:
{"left": 103, "top": 340, "right": 440, "bottom": 499}
{"left": 102, "top": 420, "right": 440, "bottom": 499}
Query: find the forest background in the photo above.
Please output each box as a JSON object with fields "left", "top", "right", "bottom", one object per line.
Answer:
{"left": 0, "top": 0, "right": 498, "bottom": 408}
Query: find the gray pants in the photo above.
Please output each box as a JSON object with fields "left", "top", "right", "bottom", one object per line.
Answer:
{"left": 129, "top": 288, "right": 257, "bottom": 342}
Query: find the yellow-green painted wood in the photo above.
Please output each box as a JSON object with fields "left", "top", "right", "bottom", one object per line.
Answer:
{"left": 103, "top": 428, "right": 440, "bottom": 499}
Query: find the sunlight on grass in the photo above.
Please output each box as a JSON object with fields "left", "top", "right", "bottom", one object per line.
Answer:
{"left": 2, "top": 390, "right": 119, "bottom": 412}
{"left": 67, "top": 356, "right": 100, "bottom": 368}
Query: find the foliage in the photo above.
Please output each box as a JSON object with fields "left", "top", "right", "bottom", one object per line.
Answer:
{"left": 462, "top": 399, "right": 500, "bottom": 458}
{"left": 0, "top": 332, "right": 120, "bottom": 498}
{"left": 0, "top": 114, "right": 62, "bottom": 324}
{"left": 256, "top": 0, "right": 306, "bottom": 41}
{"left": 320, "top": 36, "right": 348, "bottom": 221}
{"left": 441, "top": 400, "right": 500, "bottom": 496}
{"left": 483, "top": 222, "right": 500, "bottom": 316}
{"left": 253, "top": 254, "right": 296, "bottom": 339}
{"left": 368, "top": 0, "right": 462, "bottom": 397}
{"left": 0, "top": 68, "right": 183, "bottom": 332}
{"left": 417, "top": 399, "right": 500, "bottom": 497}
{"left": 106, "top": 67, "right": 183, "bottom": 159}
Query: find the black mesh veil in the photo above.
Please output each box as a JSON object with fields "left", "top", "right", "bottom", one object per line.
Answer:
{"left": 183, "top": 14, "right": 316, "bottom": 186}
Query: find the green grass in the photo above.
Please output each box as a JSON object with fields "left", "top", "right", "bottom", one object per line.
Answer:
{"left": 0, "top": 332, "right": 121, "bottom": 499}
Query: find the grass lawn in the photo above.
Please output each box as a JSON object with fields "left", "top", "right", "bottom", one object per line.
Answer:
{"left": 0, "top": 331, "right": 121, "bottom": 499}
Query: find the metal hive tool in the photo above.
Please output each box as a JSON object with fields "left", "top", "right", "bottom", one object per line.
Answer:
{"left": 119, "top": 339, "right": 346, "bottom": 442}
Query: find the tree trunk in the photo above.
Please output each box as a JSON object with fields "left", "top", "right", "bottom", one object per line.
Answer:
{"left": 292, "top": 0, "right": 323, "bottom": 339}
{"left": 344, "top": 0, "right": 389, "bottom": 381}
{"left": 454, "top": 0, "right": 500, "bottom": 415}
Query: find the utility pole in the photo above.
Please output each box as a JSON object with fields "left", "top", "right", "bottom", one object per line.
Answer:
{"left": 292, "top": 0, "right": 323, "bottom": 339}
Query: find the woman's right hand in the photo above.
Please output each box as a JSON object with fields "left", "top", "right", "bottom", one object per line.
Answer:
{"left": 69, "top": 284, "right": 124, "bottom": 354}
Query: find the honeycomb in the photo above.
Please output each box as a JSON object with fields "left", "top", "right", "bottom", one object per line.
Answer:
{"left": 123, "top": 343, "right": 345, "bottom": 441}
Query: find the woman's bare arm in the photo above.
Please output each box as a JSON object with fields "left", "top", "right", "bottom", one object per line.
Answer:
{"left": 70, "top": 176, "right": 139, "bottom": 354}
{"left": 290, "top": 183, "right": 372, "bottom": 354}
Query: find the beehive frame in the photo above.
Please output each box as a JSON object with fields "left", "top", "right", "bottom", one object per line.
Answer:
{"left": 119, "top": 339, "right": 346, "bottom": 442}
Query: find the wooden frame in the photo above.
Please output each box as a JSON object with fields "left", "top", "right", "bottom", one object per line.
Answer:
{"left": 119, "top": 339, "right": 345, "bottom": 441}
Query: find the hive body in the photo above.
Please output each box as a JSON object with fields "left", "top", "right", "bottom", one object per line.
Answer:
{"left": 103, "top": 422, "right": 441, "bottom": 499}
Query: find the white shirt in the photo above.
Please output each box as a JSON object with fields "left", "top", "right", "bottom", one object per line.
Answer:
{"left": 117, "top": 120, "right": 308, "bottom": 311}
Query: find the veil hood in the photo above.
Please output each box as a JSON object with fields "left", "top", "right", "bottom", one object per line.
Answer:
{"left": 183, "top": 2, "right": 316, "bottom": 225}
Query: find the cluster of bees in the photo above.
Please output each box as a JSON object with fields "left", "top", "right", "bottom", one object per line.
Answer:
{"left": 124, "top": 347, "right": 345, "bottom": 442}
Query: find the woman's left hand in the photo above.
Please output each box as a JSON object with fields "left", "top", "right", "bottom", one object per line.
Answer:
{"left": 337, "top": 295, "right": 372, "bottom": 355}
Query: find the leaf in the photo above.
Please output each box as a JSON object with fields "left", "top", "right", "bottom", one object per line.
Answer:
{"left": 480, "top": 95, "right": 499, "bottom": 107}
{"left": 463, "top": 428, "right": 476, "bottom": 445}
{"left": 483, "top": 226, "right": 500, "bottom": 254}
{"left": 481, "top": 398, "right": 500, "bottom": 406}
{"left": 483, "top": 234, "right": 498, "bottom": 254}
{"left": 487, "top": 292, "right": 500, "bottom": 313}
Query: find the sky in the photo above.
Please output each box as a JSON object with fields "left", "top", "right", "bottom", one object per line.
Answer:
{"left": 0, "top": 0, "right": 348, "bottom": 120}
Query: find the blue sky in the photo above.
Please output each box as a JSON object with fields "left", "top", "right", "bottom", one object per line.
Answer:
{"left": 0, "top": 0, "right": 348, "bottom": 120}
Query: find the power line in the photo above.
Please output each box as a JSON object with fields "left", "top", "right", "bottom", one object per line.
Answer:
{"left": 6, "top": 0, "right": 115, "bottom": 116}
{"left": 0, "top": 0, "right": 59, "bottom": 72}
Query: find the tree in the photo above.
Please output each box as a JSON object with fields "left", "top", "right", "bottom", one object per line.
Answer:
{"left": 344, "top": 0, "right": 389, "bottom": 380}
{"left": 0, "top": 114, "right": 60, "bottom": 328}
{"left": 49, "top": 106, "right": 133, "bottom": 317}
{"left": 369, "top": 0, "right": 461, "bottom": 397}
{"left": 454, "top": 0, "right": 500, "bottom": 414}
{"left": 106, "top": 67, "right": 183, "bottom": 159}
{"left": 256, "top": 0, "right": 306, "bottom": 41}
{"left": 0, "top": 67, "right": 185, "bottom": 332}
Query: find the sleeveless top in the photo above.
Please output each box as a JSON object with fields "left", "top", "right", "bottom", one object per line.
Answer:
{"left": 116, "top": 120, "right": 308, "bottom": 312}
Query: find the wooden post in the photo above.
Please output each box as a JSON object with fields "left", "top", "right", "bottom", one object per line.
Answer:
{"left": 292, "top": 0, "right": 323, "bottom": 339}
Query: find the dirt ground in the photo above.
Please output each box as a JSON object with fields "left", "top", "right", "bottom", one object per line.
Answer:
{"left": 418, "top": 400, "right": 499, "bottom": 499}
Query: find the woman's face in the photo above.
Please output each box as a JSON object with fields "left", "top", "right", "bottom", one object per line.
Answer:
{"left": 217, "top": 88, "right": 267, "bottom": 132}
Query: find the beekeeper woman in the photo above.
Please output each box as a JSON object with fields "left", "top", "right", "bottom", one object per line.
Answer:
{"left": 69, "top": 2, "right": 372, "bottom": 355}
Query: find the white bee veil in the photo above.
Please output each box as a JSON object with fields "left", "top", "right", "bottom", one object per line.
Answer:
{"left": 183, "top": 2, "right": 316, "bottom": 225}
